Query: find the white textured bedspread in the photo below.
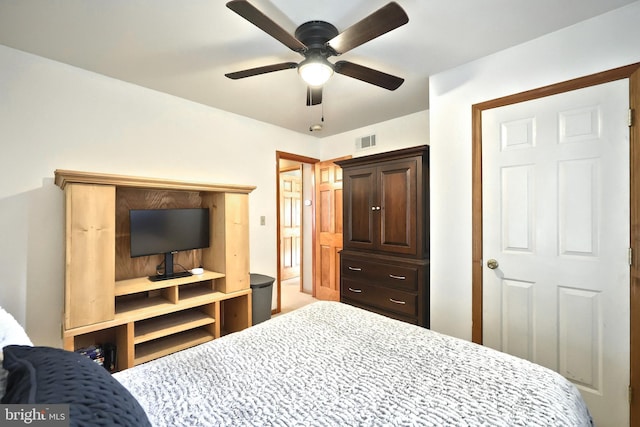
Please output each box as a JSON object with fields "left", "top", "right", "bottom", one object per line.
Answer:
{"left": 114, "top": 301, "right": 592, "bottom": 426}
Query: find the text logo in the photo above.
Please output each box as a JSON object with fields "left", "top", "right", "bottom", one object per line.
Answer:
{"left": 1, "top": 405, "right": 69, "bottom": 426}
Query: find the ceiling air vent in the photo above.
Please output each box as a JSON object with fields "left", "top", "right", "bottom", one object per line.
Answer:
{"left": 356, "top": 134, "right": 376, "bottom": 151}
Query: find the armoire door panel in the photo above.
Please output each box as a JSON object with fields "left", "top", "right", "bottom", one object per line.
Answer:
{"left": 344, "top": 168, "right": 376, "bottom": 250}
{"left": 378, "top": 159, "right": 418, "bottom": 255}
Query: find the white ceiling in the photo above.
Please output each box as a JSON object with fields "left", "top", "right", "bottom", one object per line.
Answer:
{"left": 0, "top": 0, "right": 636, "bottom": 137}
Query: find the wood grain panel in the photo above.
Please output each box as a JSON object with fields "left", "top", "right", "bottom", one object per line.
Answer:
{"left": 115, "top": 188, "right": 203, "bottom": 280}
{"left": 380, "top": 168, "right": 410, "bottom": 247}
{"left": 117, "top": 323, "right": 134, "bottom": 370}
{"left": 320, "top": 245, "right": 331, "bottom": 289}
{"left": 221, "top": 293, "right": 251, "bottom": 333}
{"left": 202, "top": 193, "right": 250, "bottom": 293}
{"left": 320, "top": 167, "right": 329, "bottom": 184}
{"left": 320, "top": 189, "right": 331, "bottom": 233}
{"left": 335, "top": 188, "right": 343, "bottom": 234}
{"left": 55, "top": 169, "right": 255, "bottom": 194}
{"left": 314, "top": 158, "right": 347, "bottom": 302}
{"left": 378, "top": 159, "right": 417, "bottom": 254}
{"left": 65, "top": 183, "right": 115, "bottom": 329}
{"left": 345, "top": 169, "right": 375, "bottom": 246}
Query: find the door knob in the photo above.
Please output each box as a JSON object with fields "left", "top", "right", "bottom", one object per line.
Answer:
{"left": 487, "top": 259, "right": 499, "bottom": 269}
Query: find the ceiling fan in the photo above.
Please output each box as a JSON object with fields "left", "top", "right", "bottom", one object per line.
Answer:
{"left": 225, "top": 0, "right": 409, "bottom": 106}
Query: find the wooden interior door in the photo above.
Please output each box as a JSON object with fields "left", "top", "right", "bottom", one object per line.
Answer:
{"left": 280, "top": 170, "right": 301, "bottom": 281}
{"left": 314, "top": 157, "right": 349, "bottom": 300}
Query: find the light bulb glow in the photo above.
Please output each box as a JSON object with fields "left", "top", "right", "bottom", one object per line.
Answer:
{"left": 298, "top": 59, "right": 334, "bottom": 87}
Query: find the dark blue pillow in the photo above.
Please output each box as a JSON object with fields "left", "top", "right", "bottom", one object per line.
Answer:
{"left": 1, "top": 345, "right": 150, "bottom": 427}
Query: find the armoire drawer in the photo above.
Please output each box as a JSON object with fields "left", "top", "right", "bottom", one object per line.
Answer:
{"left": 340, "top": 256, "right": 418, "bottom": 291}
{"left": 341, "top": 278, "right": 417, "bottom": 317}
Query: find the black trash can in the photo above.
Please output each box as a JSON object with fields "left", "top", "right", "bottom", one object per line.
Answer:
{"left": 250, "top": 273, "right": 275, "bottom": 325}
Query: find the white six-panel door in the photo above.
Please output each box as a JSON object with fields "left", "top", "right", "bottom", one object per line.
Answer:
{"left": 482, "top": 79, "right": 630, "bottom": 426}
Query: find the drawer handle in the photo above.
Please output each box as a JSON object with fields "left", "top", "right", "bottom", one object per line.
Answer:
{"left": 389, "top": 274, "right": 406, "bottom": 280}
{"left": 348, "top": 287, "right": 363, "bottom": 293}
{"left": 348, "top": 266, "right": 362, "bottom": 271}
{"left": 389, "top": 298, "right": 406, "bottom": 305}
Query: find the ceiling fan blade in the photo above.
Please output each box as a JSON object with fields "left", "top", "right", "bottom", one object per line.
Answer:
{"left": 226, "top": 0, "right": 307, "bottom": 52}
{"left": 306, "top": 86, "right": 323, "bottom": 106}
{"left": 327, "top": 2, "right": 408, "bottom": 55}
{"left": 334, "top": 61, "right": 404, "bottom": 90}
{"left": 225, "top": 62, "right": 298, "bottom": 79}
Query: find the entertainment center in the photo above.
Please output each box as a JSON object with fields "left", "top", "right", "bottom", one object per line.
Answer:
{"left": 54, "top": 170, "right": 256, "bottom": 371}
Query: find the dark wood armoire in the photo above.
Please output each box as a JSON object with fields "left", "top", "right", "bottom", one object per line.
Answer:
{"left": 336, "top": 145, "right": 430, "bottom": 327}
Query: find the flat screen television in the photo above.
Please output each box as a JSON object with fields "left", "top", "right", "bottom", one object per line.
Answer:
{"left": 129, "top": 208, "right": 210, "bottom": 281}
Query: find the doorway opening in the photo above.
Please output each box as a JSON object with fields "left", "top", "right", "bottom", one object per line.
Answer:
{"left": 275, "top": 151, "right": 319, "bottom": 314}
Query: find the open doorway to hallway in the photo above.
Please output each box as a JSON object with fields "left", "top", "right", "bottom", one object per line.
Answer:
{"left": 275, "top": 152, "right": 319, "bottom": 314}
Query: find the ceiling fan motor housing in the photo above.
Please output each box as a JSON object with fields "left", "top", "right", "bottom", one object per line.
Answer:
{"left": 295, "top": 21, "right": 339, "bottom": 56}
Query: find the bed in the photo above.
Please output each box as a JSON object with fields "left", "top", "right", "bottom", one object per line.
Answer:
{"left": 2, "top": 302, "right": 592, "bottom": 426}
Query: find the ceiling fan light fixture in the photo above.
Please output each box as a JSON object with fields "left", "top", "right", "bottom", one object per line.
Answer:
{"left": 298, "top": 57, "right": 334, "bottom": 87}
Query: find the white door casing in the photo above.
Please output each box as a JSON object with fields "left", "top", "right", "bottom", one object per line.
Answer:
{"left": 482, "top": 80, "right": 630, "bottom": 426}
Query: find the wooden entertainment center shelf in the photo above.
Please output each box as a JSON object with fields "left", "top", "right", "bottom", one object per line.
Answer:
{"left": 55, "top": 170, "right": 256, "bottom": 371}
{"left": 115, "top": 270, "right": 224, "bottom": 296}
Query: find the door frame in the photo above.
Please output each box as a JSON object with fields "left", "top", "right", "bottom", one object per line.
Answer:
{"left": 471, "top": 62, "right": 640, "bottom": 422}
{"left": 275, "top": 151, "right": 319, "bottom": 314}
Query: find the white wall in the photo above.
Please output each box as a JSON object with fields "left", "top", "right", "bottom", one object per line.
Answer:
{"left": 429, "top": 1, "right": 640, "bottom": 340}
{"left": 0, "top": 45, "right": 320, "bottom": 346}
{"left": 320, "top": 110, "right": 429, "bottom": 160}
